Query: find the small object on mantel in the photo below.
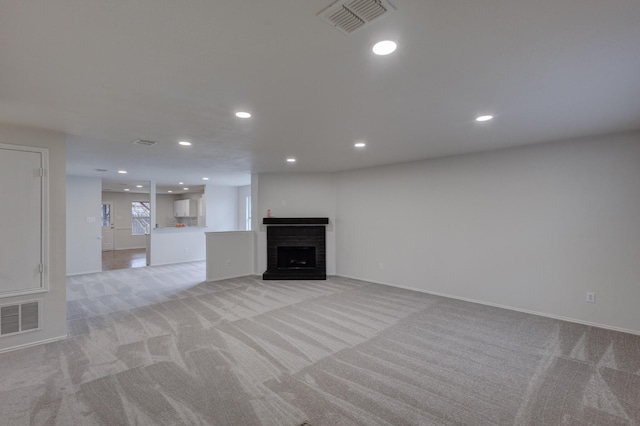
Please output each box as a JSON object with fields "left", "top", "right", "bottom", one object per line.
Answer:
{"left": 267, "top": 209, "right": 271, "bottom": 218}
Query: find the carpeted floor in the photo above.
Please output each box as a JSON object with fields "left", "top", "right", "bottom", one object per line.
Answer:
{"left": 1, "top": 261, "right": 639, "bottom": 425}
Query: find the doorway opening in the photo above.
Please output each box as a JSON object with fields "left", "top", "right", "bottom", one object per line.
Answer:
{"left": 101, "top": 190, "right": 150, "bottom": 271}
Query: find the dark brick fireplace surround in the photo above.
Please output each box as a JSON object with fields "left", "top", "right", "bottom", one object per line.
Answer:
{"left": 263, "top": 218, "right": 328, "bottom": 280}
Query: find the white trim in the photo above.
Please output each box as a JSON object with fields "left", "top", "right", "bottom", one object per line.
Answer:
{"left": 150, "top": 258, "right": 206, "bottom": 267}
{"left": 204, "top": 230, "right": 254, "bottom": 235}
{"left": 0, "top": 287, "right": 49, "bottom": 298}
{"left": 0, "top": 143, "right": 49, "bottom": 297}
{"left": 108, "top": 246, "right": 147, "bottom": 250}
{"left": 42, "top": 147, "right": 50, "bottom": 294}
{"left": 66, "top": 270, "right": 102, "bottom": 277}
{"left": 337, "top": 274, "right": 640, "bottom": 336}
{"left": 206, "top": 273, "right": 256, "bottom": 282}
{"left": 0, "top": 334, "right": 67, "bottom": 354}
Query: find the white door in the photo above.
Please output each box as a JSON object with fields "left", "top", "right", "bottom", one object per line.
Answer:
{"left": 101, "top": 202, "right": 115, "bottom": 251}
{"left": 0, "top": 144, "right": 46, "bottom": 294}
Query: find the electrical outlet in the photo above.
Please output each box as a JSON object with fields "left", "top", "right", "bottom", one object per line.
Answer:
{"left": 378, "top": 262, "right": 383, "bottom": 270}
{"left": 586, "top": 292, "right": 596, "bottom": 303}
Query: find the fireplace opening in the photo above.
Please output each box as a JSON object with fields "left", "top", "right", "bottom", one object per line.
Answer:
{"left": 277, "top": 246, "right": 316, "bottom": 269}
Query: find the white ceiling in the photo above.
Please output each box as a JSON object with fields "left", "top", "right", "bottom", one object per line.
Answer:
{"left": 1, "top": 0, "right": 639, "bottom": 190}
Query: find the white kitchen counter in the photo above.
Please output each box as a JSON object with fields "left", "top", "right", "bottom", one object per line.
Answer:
{"left": 152, "top": 226, "right": 207, "bottom": 233}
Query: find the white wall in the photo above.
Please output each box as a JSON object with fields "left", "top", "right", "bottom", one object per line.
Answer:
{"left": 205, "top": 185, "right": 238, "bottom": 231}
{"left": 66, "top": 176, "right": 101, "bottom": 275}
{"left": 256, "top": 173, "right": 336, "bottom": 275}
{"left": 0, "top": 123, "right": 67, "bottom": 352}
{"left": 206, "top": 231, "right": 254, "bottom": 281}
{"left": 336, "top": 131, "right": 640, "bottom": 334}
{"left": 156, "top": 193, "right": 178, "bottom": 228}
{"left": 102, "top": 191, "right": 149, "bottom": 249}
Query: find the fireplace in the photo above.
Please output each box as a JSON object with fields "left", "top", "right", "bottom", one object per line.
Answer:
{"left": 277, "top": 246, "right": 316, "bottom": 269}
{"left": 263, "top": 218, "right": 328, "bottom": 280}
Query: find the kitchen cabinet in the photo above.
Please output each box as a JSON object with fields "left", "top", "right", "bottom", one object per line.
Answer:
{"left": 174, "top": 199, "right": 198, "bottom": 217}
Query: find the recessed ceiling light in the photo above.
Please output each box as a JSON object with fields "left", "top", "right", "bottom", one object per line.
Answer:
{"left": 354, "top": 142, "right": 366, "bottom": 148}
{"left": 118, "top": 170, "right": 127, "bottom": 174}
{"left": 286, "top": 158, "right": 296, "bottom": 163}
{"left": 372, "top": 40, "right": 397, "bottom": 56}
{"left": 183, "top": 187, "right": 189, "bottom": 190}
{"left": 124, "top": 188, "right": 130, "bottom": 192}
{"left": 202, "top": 177, "right": 209, "bottom": 181}
{"left": 179, "top": 182, "right": 184, "bottom": 185}
{"left": 178, "top": 141, "right": 192, "bottom": 146}
{"left": 476, "top": 115, "right": 494, "bottom": 122}
{"left": 235, "top": 111, "right": 251, "bottom": 118}
{"left": 136, "top": 185, "right": 143, "bottom": 188}
{"left": 168, "top": 190, "right": 173, "bottom": 193}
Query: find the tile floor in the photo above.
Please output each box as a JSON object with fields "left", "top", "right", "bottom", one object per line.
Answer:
{"left": 101, "top": 248, "right": 147, "bottom": 271}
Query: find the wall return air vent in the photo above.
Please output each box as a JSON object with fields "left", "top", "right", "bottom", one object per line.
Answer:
{"left": 0, "top": 301, "right": 40, "bottom": 336}
{"left": 318, "top": 0, "right": 396, "bottom": 34}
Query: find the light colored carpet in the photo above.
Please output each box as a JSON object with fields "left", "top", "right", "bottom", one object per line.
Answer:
{"left": 1, "top": 261, "right": 639, "bottom": 425}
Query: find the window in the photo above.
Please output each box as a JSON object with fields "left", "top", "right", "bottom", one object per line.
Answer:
{"left": 245, "top": 196, "right": 252, "bottom": 230}
{"left": 101, "top": 203, "right": 111, "bottom": 226}
{"left": 131, "top": 201, "right": 150, "bottom": 235}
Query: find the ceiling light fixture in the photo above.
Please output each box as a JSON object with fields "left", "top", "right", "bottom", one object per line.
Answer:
{"left": 372, "top": 40, "right": 397, "bottom": 56}
{"left": 178, "top": 141, "right": 192, "bottom": 146}
{"left": 179, "top": 182, "right": 184, "bottom": 185}
{"left": 118, "top": 170, "right": 127, "bottom": 174}
{"left": 202, "top": 177, "right": 209, "bottom": 180}
{"left": 168, "top": 190, "right": 173, "bottom": 193}
{"left": 286, "top": 158, "right": 296, "bottom": 163}
{"left": 183, "top": 187, "right": 189, "bottom": 190}
{"left": 235, "top": 111, "right": 251, "bottom": 118}
{"left": 136, "top": 185, "right": 143, "bottom": 188}
{"left": 476, "top": 115, "right": 494, "bottom": 122}
{"left": 354, "top": 142, "right": 366, "bottom": 148}
{"left": 124, "top": 189, "right": 130, "bottom": 192}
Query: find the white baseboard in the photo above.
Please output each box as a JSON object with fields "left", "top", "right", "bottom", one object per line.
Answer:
{"left": 149, "top": 258, "right": 206, "bottom": 267}
{"left": 0, "top": 334, "right": 68, "bottom": 354}
{"left": 207, "top": 273, "right": 256, "bottom": 282}
{"left": 102, "top": 247, "right": 146, "bottom": 252}
{"left": 337, "top": 274, "right": 640, "bottom": 336}
{"left": 67, "top": 269, "right": 102, "bottom": 276}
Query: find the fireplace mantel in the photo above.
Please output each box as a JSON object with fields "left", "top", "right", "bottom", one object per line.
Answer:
{"left": 262, "top": 217, "right": 329, "bottom": 225}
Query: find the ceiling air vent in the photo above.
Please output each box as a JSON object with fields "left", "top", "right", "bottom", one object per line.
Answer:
{"left": 318, "top": 0, "right": 396, "bottom": 34}
{"left": 131, "top": 139, "right": 157, "bottom": 147}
